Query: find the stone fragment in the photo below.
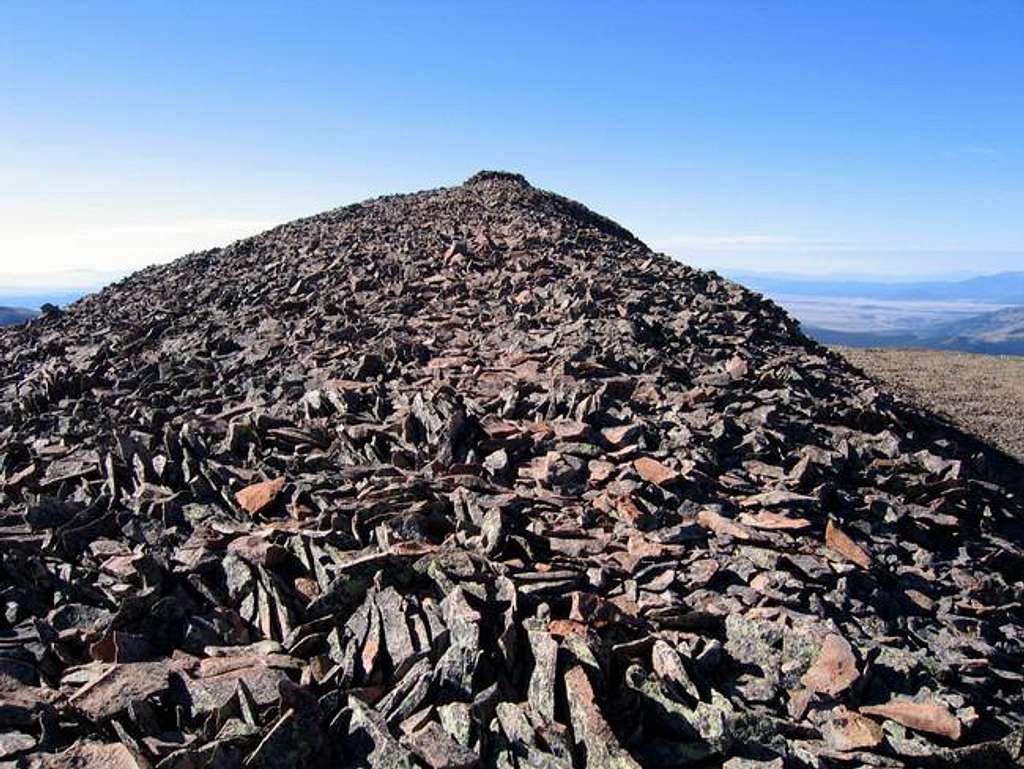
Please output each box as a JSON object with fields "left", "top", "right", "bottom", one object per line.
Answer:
{"left": 825, "top": 520, "right": 873, "bottom": 569}
{"left": 738, "top": 510, "right": 811, "bottom": 530}
{"left": 26, "top": 741, "right": 146, "bottom": 769}
{"left": 0, "top": 732, "right": 35, "bottom": 759}
{"left": 800, "top": 633, "right": 859, "bottom": 696}
{"left": 601, "top": 424, "right": 642, "bottom": 448}
{"left": 697, "top": 509, "right": 756, "bottom": 540}
{"left": 564, "top": 665, "right": 642, "bottom": 769}
{"left": 235, "top": 477, "right": 285, "bottom": 515}
{"left": 526, "top": 623, "right": 559, "bottom": 722}
{"left": 403, "top": 721, "right": 481, "bottom": 769}
{"left": 860, "top": 698, "right": 962, "bottom": 741}
{"left": 723, "top": 759, "right": 783, "bottom": 769}
{"left": 69, "top": 661, "right": 183, "bottom": 720}
{"left": 344, "top": 697, "right": 418, "bottom": 769}
{"left": 633, "top": 457, "right": 679, "bottom": 486}
{"left": 821, "top": 707, "right": 885, "bottom": 751}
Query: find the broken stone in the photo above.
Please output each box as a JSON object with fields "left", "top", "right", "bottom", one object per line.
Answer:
{"left": 235, "top": 477, "right": 285, "bottom": 515}
{"left": 800, "top": 633, "right": 859, "bottom": 696}
{"left": 633, "top": 457, "right": 679, "bottom": 486}
{"left": 24, "top": 741, "right": 146, "bottom": 769}
{"left": 825, "top": 520, "right": 873, "bottom": 569}
{"left": 697, "top": 509, "right": 756, "bottom": 541}
{"left": 403, "top": 721, "right": 480, "bottom": 769}
{"left": 69, "top": 660, "right": 186, "bottom": 721}
{"left": 564, "top": 665, "right": 642, "bottom": 769}
{"left": 860, "top": 698, "right": 962, "bottom": 741}
{"left": 821, "top": 707, "right": 885, "bottom": 751}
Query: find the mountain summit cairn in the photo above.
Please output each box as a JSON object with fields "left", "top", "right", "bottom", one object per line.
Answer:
{"left": 2, "top": 173, "right": 1023, "bottom": 767}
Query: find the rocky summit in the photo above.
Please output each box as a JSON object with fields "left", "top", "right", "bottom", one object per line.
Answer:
{"left": 1, "top": 171, "right": 1023, "bottom": 769}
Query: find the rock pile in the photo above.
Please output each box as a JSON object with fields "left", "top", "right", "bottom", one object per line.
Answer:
{"left": 1, "top": 172, "right": 1023, "bottom": 768}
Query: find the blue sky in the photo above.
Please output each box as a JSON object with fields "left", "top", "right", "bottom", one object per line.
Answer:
{"left": 2, "top": 1, "right": 1022, "bottom": 285}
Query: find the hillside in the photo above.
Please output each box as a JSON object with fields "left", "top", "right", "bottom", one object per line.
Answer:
{"left": 735, "top": 272, "right": 1024, "bottom": 355}
{"left": 809, "top": 305, "right": 1024, "bottom": 355}
{"left": 924, "top": 305, "right": 1024, "bottom": 353}
{"left": 2, "top": 172, "right": 1023, "bottom": 768}
{"left": 0, "top": 305, "right": 37, "bottom": 326}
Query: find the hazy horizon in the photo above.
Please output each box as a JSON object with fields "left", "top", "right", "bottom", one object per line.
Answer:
{"left": 1, "top": 247, "right": 1022, "bottom": 299}
{"left": 1, "top": 241, "right": 1023, "bottom": 300}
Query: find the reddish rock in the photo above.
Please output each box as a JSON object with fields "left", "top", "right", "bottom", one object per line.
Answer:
{"left": 822, "top": 707, "right": 885, "bottom": 751}
{"left": 31, "top": 742, "right": 146, "bottom": 769}
{"left": 801, "top": 633, "right": 859, "bottom": 696}
{"left": 726, "top": 355, "right": 749, "bottom": 379}
{"left": 564, "top": 666, "right": 641, "bottom": 769}
{"left": 697, "top": 509, "right": 756, "bottom": 540}
{"left": 235, "top": 477, "right": 285, "bottom": 515}
{"left": 293, "top": 576, "right": 320, "bottom": 601}
{"left": 227, "top": 533, "right": 287, "bottom": 566}
{"left": 860, "top": 698, "right": 962, "bottom": 741}
{"left": 825, "top": 520, "right": 873, "bottom": 569}
{"left": 633, "top": 456, "right": 679, "bottom": 486}
{"left": 69, "top": 661, "right": 189, "bottom": 720}
{"left": 588, "top": 459, "right": 616, "bottom": 484}
{"left": 552, "top": 420, "right": 591, "bottom": 440}
{"left": 738, "top": 510, "right": 812, "bottom": 530}
{"left": 600, "top": 424, "right": 642, "bottom": 448}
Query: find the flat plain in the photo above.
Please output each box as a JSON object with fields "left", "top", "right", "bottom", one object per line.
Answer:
{"left": 836, "top": 346, "right": 1024, "bottom": 461}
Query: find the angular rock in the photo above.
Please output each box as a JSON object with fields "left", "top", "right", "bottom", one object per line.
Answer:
{"left": 800, "top": 633, "right": 859, "bottom": 696}
{"left": 825, "top": 520, "right": 873, "bottom": 569}
{"left": 235, "top": 477, "right": 285, "bottom": 515}
{"left": 403, "top": 721, "right": 481, "bottom": 769}
{"left": 821, "top": 707, "right": 885, "bottom": 751}
{"left": 564, "top": 665, "right": 641, "bottom": 769}
{"left": 860, "top": 698, "right": 962, "bottom": 741}
{"left": 633, "top": 457, "right": 679, "bottom": 486}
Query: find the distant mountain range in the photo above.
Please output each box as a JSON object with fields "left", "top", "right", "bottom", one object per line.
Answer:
{"left": 727, "top": 271, "right": 1024, "bottom": 356}
{"left": 808, "top": 306, "right": 1024, "bottom": 355}
{"left": 0, "top": 306, "right": 38, "bottom": 326}
{"left": 3, "top": 267, "right": 1022, "bottom": 353}
{"left": 733, "top": 270, "right": 1024, "bottom": 304}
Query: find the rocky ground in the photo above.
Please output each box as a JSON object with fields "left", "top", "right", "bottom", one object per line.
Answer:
{"left": 2, "top": 173, "right": 1024, "bottom": 768}
{"left": 837, "top": 347, "right": 1024, "bottom": 463}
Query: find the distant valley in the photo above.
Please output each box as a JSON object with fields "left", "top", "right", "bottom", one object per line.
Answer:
{"left": 732, "top": 270, "right": 1024, "bottom": 356}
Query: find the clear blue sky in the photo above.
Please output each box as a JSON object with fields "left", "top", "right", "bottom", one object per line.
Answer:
{"left": 2, "top": 1, "right": 1022, "bottom": 283}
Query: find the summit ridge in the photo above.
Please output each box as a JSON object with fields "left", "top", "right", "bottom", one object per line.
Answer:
{"left": 1, "top": 174, "right": 1023, "bottom": 767}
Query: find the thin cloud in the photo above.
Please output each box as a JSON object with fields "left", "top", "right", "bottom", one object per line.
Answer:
{"left": 944, "top": 146, "right": 999, "bottom": 158}
{"left": 0, "top": 268, "right": 125, "bottom": 291}
{"left": 656, "top": 234, "right": 853, "bottom": 252}
{"left": 0, "top": 217, "right": 274, "bottom": 279}
{"left": 78, "top": 218, "right": 275, "bottom": 240}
